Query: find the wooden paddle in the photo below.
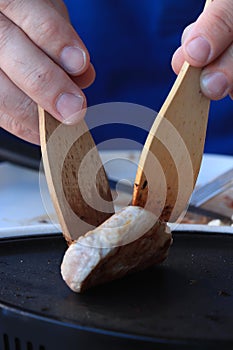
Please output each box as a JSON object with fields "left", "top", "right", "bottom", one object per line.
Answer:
{"left": 132, "top": 0, "right": 212, "bottom": 222}
{"left": 39, "top": 107, "right": 114, "bottom": 243}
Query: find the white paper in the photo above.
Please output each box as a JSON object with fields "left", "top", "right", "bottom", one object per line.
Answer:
{"left": 0, "top": 152, "right": 233, "bottom": 238}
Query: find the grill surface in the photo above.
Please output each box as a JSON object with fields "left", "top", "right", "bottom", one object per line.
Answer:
{"left": 0, "top": 232, "right": 232, "bottom": 349}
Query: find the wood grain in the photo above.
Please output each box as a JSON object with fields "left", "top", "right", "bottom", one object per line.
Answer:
{"left": 39, "top": 107, "right": 114, "bottom": 243}
{"left": 132, "top": 0, "right": 212, "bottom": 222}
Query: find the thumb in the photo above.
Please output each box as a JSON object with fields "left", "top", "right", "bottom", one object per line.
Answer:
{"left": 182, "top": 0, "right": 233, "bottom": 67}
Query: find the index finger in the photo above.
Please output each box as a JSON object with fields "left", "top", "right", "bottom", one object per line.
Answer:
{"left": 0, "top": 0, "right": 90, "bottom": 75}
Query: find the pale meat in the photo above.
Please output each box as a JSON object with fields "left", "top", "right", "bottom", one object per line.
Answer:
{"left": 61, "top": 206, "right": 172, "bottom": 293}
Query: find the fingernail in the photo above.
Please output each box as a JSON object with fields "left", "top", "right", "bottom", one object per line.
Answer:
{"left": 201, "top": 72, "right": 229, "bottom": 99}
{"left": 56, "top": 93, "right": 84, "bottom": 123}
{"left": 60, "top": 46, "right": 86, "bottom": 74}
{"left": 185, "top": 36, "right": 211, "bottom": 63}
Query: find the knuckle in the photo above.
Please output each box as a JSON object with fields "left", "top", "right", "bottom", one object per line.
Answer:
{"left": 14, "top": 95, "right": 37, "bottom": 120}
{"left": 22, "top": 65, "right": 54, "bottom": 96}
{"left": 0, "top": 112, "right": 22, "bottom": 136}
{"left": 0, "top": 0, "right": 16, "bottom": 12}
{"left": 209, "top": 8, "right": 233, "bottom": 35}
{"left": 0, "top": 13, "right": 13, "bottom": 48}
{"left": 0, "top": 112, "right": 8, "bottom": 128}
{"left": 14, "top": 123, "right": 36, "bottom": 141}
{"left": 36, "top": 17, "right": 60, "bottom": 47}
{"left": 0, "top": 111, "right": 37, "bottom": 140}
{"left": 0, "top": 70, "right": 37, "bottom": 117}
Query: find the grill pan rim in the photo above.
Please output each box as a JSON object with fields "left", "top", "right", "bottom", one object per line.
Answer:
{"left": 1, "top": 298, "right": 233, "bottom": 350}
{"left": 0, "top": 230, "right": 232, "bottom": 349}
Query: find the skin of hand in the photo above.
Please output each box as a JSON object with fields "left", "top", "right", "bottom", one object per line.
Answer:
{"left": 0, "top": 0, "right": 95, "bottom": 144}
{"left": 172, "top": 0, "right": 233, "bottom": 101}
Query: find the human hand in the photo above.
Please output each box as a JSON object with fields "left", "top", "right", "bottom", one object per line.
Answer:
{"left": 172, "top": 0, "right": 233, "bottom": 101}
{"left": 0, "top": 0, "right": 95, "bottom": 144}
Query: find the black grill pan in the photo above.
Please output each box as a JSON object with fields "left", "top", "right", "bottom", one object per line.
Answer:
{"left": 0, "top": 231, "right": 232, "bottom": 350}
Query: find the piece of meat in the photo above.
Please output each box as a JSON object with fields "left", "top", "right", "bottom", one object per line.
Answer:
{"left": 61, "top": 206, "right": 172, "bottom": 293}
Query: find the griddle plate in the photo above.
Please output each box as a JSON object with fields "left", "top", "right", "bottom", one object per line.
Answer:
{"left": 0, "top": 233, "right": 232, "bottom": 345}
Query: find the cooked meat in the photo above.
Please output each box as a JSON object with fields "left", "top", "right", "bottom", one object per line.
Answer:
{"left": 61, "top": 206, "right": 172, "bottom": 293}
